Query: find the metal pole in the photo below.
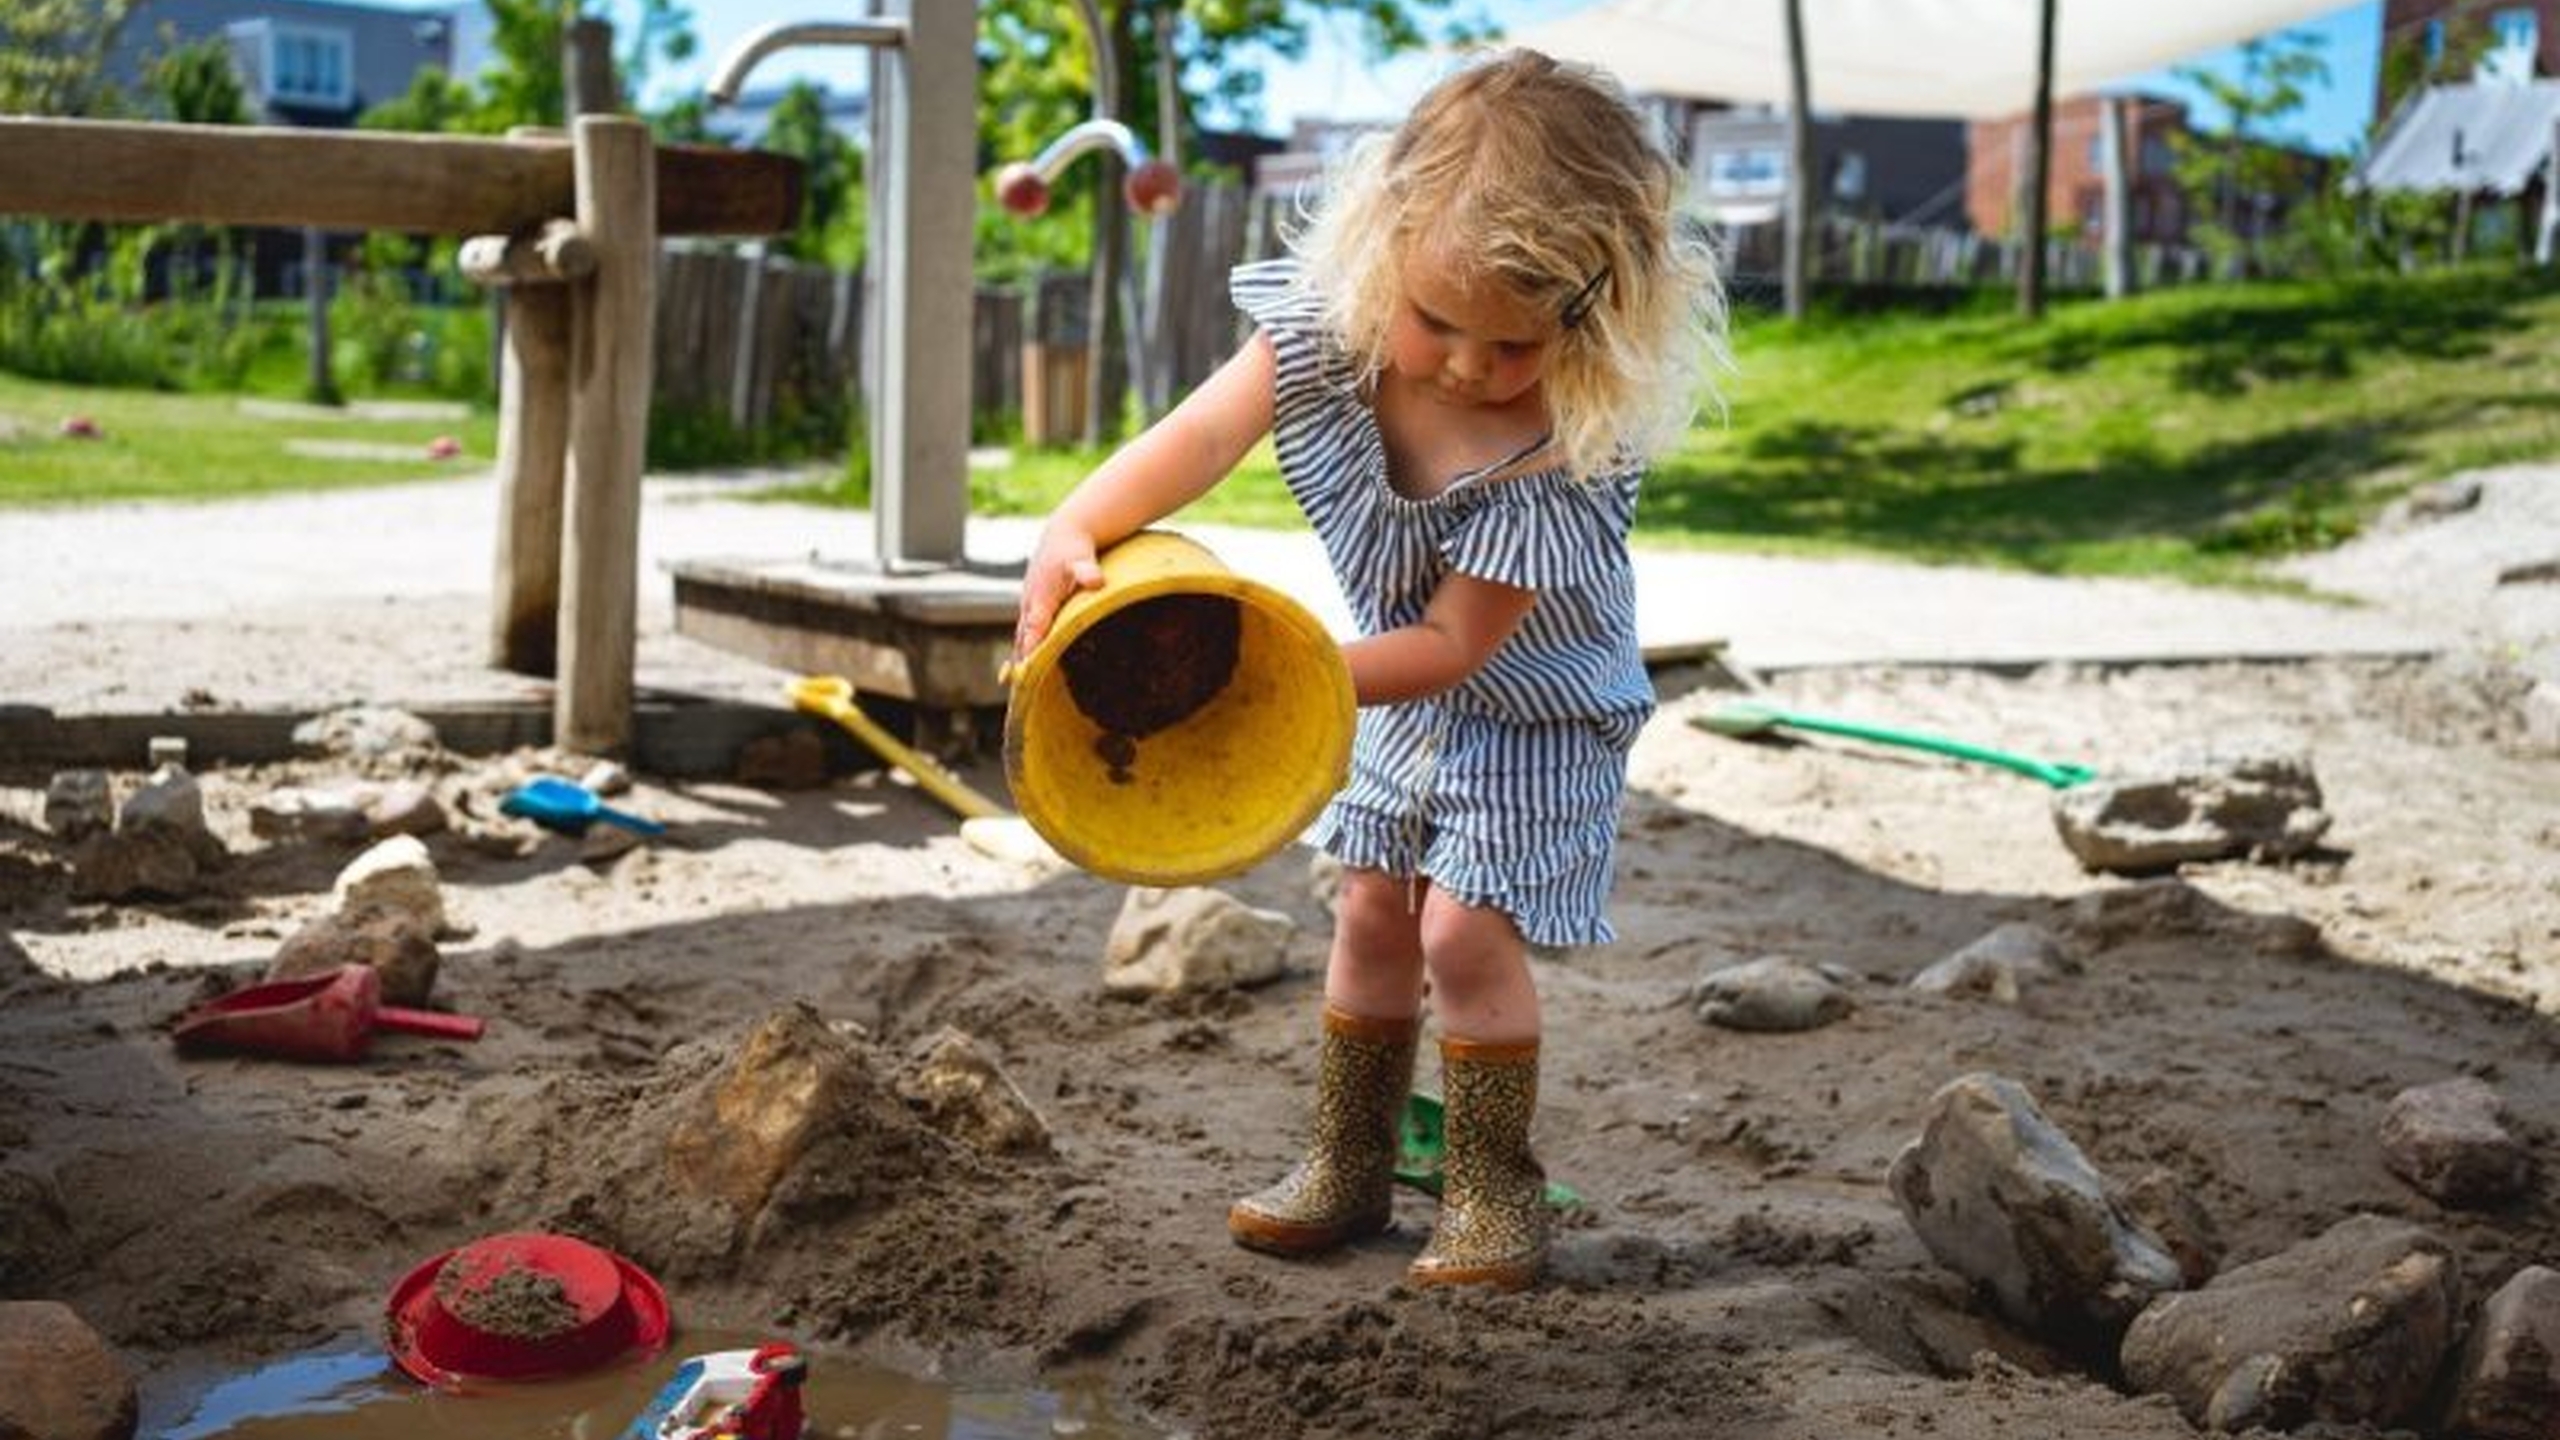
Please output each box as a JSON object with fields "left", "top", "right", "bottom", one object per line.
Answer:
{"left": 1782, "top": 0, "right": 1812, "bottom": 321}
{"left": 2020, "top": 0, "right": 2057, "bottom": 319}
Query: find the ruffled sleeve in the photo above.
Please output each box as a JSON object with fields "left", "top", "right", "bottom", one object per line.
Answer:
{"left": 1437, "top": 472, "right": 1637, "bottom": 593}
{"left": 1229, "top": 258, "right": 1345, "bottom": 418}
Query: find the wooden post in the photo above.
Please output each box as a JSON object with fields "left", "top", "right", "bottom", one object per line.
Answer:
{"left": 468, "top": 210, "right": 590, "bottom": 677}
{"left": 488, "top": 282, "right": 570, "bottom": 674}
{"left": 2101, "top": 95, "right": 2133, "bottom": 300}
{"left": 2019, "top": 0, "right": 2057, "bottom": 319}
{"left": 303, "top": 226, "right": 335, "bottom": 402}
{"left": 567, "top": 18, "right": 618, "bottom": 117}
{"left": 558, "top": 115, "right": 656, "bottom": 755}
{"left": 1781, "top": 0, "right": 1813, "bottom": 322}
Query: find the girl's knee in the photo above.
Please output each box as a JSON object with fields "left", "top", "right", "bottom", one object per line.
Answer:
{"left": 1419, "top": 897, "right": 1526, "bottom": 990}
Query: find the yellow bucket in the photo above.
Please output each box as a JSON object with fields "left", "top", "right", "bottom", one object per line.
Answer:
{"left": 1003, "top": 530, "right": 1354, "bottom": 886}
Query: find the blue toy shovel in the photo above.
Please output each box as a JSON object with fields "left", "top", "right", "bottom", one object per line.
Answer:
{"left": 500, "top": 776, "right": 666, "bottom": 837}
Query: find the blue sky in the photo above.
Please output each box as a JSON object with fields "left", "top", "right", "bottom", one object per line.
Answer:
{"left": 436, "top": 0, "right": 2392, "bottom": 155}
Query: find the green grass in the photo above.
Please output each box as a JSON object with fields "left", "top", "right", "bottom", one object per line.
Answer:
{"left": 820, "top": 267, "right": 2560, "bottom": 585}
{"left": 1645, "top": 266, "right": 2560, "bottom": 582}
{"left": 0, "top": 371, "right": 497, "bottom": 506}
{"left": 11, "top": 267, "right": 2559, "bottom": 582}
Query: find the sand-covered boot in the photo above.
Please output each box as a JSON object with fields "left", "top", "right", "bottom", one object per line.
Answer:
{"left": 1228, "top": 1006, "right": 1420, "bottom": 1256}
{"left": 1408, "top": 1036, "right": 1546, "bottom": 1290}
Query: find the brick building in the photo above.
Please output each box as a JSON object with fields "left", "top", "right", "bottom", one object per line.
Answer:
{"left": 1966, "top": 95, "right": 2193, "bottom": 242}
{"left": 2380, "top": 0, "right": 2557, "bottom": 108}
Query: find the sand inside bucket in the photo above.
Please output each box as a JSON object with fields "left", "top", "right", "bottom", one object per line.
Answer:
{"left": 1060, "top": 592, "right": 1242, "bottom": 783}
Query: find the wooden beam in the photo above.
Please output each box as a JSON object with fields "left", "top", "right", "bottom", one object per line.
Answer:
{"left": 0, "top": 118, "right": 798, "bottom": 237}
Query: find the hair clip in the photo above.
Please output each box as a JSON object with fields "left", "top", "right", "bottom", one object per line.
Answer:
{"left": 1560, "top": 265, "right": 1612, "bottom": 330}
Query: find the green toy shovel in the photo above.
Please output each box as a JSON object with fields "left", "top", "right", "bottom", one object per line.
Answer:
{"left": 1395, "top": 1094, "right": 1583, "bottom": 1210}
{"left": 1694, "top": 700, "right": 2096, "bottom": 790}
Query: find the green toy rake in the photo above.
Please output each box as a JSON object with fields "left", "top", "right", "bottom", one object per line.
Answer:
{"left": 1396, "top": 1094, "right": 1582, "bottom": 1210}
{"left": 1693, "top": 699, "right": 2096, "bottom": 790}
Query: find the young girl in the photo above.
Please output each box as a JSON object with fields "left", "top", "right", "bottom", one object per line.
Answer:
{"left": 1013, "top": 48, "right": 1725, "bottom": 1290}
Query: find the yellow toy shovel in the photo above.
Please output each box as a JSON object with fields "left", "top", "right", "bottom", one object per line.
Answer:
{"left": 788, "top": 676, "right": 1060, "bottom": 866}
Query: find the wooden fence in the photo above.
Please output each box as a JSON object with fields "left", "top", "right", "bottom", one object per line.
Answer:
{"left": 1716, "top": 214, "right": 2218, "bottom": 295}
{"left": 649, "top": 180, "right": 1284, "bottom": 444}
{"left": 649, "top": 187, "right": 2224, "bottom": 444}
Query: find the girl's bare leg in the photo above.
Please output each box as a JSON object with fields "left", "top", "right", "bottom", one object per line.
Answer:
{"left": 1416, "top": 891, "right": 1537, "bottom": 1043}
{"left": 1326, "top": 867, "right": 1429, "bottom": 1020}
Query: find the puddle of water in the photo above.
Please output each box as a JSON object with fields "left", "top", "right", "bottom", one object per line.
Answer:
{"left": 147, "top": 1328, "right": 1168, "bottom": 1440}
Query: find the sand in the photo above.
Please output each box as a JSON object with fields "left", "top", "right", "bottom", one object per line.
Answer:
{"left": 1, "top": 467, "right": 2556, "bottom": 1438}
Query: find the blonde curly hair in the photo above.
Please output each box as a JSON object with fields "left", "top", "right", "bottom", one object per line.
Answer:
{"left": 1290, "top": 48, "right": 1728, "bottom": 484}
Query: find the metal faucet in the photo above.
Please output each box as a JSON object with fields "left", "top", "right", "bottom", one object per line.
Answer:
{"left": 705, "top": 18, "right": 908, "bottom": 106}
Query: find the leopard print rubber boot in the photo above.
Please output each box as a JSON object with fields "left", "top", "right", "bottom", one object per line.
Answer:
{"left": 1408, "top": 1036, "right": 1547, "bottom": 1290}
{"left": 1228, "top": 1006, "right": 1420, "bottom": 1256}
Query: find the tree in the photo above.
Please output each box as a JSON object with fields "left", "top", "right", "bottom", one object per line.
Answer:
{"left": 975, "top": 0, "right": 1491, "bottom": 441}
{"left": 145, "top": 33, "right": 250, "bottom": 126}
{"left": 2376, "top": 0, "right": 2498, "bottom": 119}
{"left": 2171, "top": 30, "right": 2328, "bottom": 277}
{"left": 760, "top": 81, "right": 867, "bottom": 268}
{"left": 1, "top": 0, "right": 137, "bottom": 115}
{"left": 463, "top": 0, "right": 698, "bottom": 133}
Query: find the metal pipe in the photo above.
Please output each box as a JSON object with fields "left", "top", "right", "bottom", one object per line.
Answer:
{"left": 1024, "top": 117, "right": 1150, "bottom": 183}
{"left": 706, "top": 19, "right": 907, "bottom": 106}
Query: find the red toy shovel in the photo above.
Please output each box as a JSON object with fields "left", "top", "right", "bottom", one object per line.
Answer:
{"left": 173, "top": 964, "right": 485, "bottom": 1062}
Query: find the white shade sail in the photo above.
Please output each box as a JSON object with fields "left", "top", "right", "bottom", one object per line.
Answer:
{"left": 1509, "top": 0, "right": 2356, "bottom": 118}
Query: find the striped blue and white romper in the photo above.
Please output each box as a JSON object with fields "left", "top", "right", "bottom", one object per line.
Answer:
{"left": 1232, "top": 258, "right": 1655, "bottom": 948}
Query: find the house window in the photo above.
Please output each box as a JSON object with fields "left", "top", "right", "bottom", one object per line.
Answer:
{"left": 270, "top": 25, "right": 353, "bottom": 107}
{"left": 2140, "top": 134, "right": 2176, "bottom": 178}
{"left": 1706, "top": 147, "right": 1786, "bottom": 198}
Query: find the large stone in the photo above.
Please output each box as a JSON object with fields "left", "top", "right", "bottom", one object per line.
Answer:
{"left": 0, "top": 1301, "right": 137, "bottom": 1440}
{"left": 2051, "top": 744, "right": 2330, "bottom": 874}
{"left": 1102, "top": 887, "right": 1294, "bottom": 997}
{"left": 2447, "top": 1266, "right": 2560, "bottom": 1440}
{"left": 0, "top": 1170, "right": 73, "bottom": 1291}
{"left": 292, "top": 705, "right": 439, "bottom": 761}
{"left": 735, "top": 728, "right": 830, "bottom": 790}
{"left": 2379, "top": 1077, "right": 2534, "bottom": 1207}
{"left": 2119, "top": 1213, "right": 2460, "bottom": 1432}
{"left": 665, "top": 1004, "right": 873, "bottom": 1217}
{"left": 265, "top": 906, "right": 441, "bottom": 1008}
{"left": 68, "top": 829, "right": 199, "bottom": 902}
{"left": 1888, "top": 1072, "right": 2183, "bottom": 1348}
{"left": 896, "top": 1028, "right": 1052, "bottom": 1156}
{"left": 1908, "top": 922, "right": 2068, "bottom": 1004}
{"left": 249, "top": 784, "right": 373, "bottom": 845}
{"left": 1693, "top": 955, "right": 1855, "bottom": 1032}
{"left": 330, "top": 835, "right": 444, "bottom": 935}
{"left": 40, "top": 771, "right": 111, "bottom": 843}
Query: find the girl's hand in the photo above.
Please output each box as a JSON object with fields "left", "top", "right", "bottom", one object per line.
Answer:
{"left": 1014, "top": 527, "right": 1106, "bottom": 661}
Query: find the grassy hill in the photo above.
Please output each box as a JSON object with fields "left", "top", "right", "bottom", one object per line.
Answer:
{"left": 958, "top": 265, "right": 2560, "bottom": 586}
{"left": 11, "top": 265, "right": 2557, "bottom": 587}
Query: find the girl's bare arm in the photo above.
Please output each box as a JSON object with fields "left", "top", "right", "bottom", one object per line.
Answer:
{"left": 1343, "top": 572, "right": 1536, "bottom": 705}
{"left": 1015, "top": 336, "right": 1278, "bottom": 655}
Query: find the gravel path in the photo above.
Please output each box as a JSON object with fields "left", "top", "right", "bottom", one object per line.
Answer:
{"left": 4, "top": 462, "right": 2549, "bottom": 715}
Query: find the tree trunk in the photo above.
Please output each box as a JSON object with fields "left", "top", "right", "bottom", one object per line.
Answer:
{"left": 2019, "top": 0, "right": 2056, "bottom": 319}
{"left": 1782, "top": 0, "right": 1813, "bottom": 321}
{"left": 1081, "top": 1, "right": 1136, "bottom": 448}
